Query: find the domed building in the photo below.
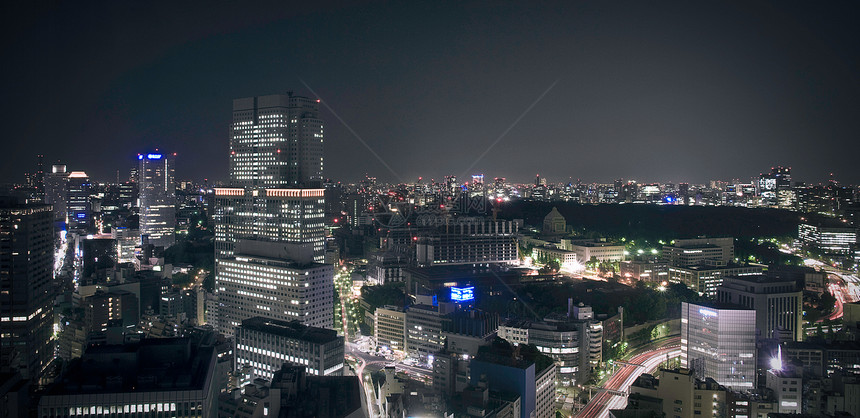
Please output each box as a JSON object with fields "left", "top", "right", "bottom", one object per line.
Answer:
{"left": 543, "top": 207, "right": 566, "bottom": 234}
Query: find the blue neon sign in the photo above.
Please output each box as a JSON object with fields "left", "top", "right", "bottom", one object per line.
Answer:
{"left": 451, "top": 286, "right": 475, "bottom": 302}
{"left": 147, "top": 154, "right": 163, "bottom": 160}
{"left": 76, "top": 213, "right": 86, "bottom": 219}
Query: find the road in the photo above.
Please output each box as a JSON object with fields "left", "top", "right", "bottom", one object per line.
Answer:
{"left": 577, "top": 344, "right": 682, "bottom": 418}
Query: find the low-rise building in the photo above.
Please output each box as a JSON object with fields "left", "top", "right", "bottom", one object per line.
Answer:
{"left": 234, "top": 316, "right": 344, "bottom": 381}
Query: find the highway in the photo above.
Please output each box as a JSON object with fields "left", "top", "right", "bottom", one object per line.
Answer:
{"left": 577, "top": 341, "right": 681, "bottom": 418}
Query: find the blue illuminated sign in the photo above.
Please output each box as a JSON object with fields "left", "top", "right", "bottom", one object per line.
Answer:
{"left": 147, "top": 154, "right": 163, "bottom": 160}
{"left": 451, "top": 286, "right": 475, "bottom": 302}
{"left": 76, "top": 213, "right": 86, "bottom": 219}
{"left": 138, "top": 155, "right": 144, "bottom": 160}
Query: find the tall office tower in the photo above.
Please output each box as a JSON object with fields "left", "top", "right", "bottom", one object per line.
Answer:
{"left": 216, "top": 240, "right": 333, "bottom": 334}
{"left": 0, "top": 198, "right": 54, "bottom": 382}
{"left": 213, "top": 93, "right": 330, "bottom": 335}
{"left": 43, "top": 164, "right": 69, "bottom": 222}
{"left": 66, "top": 171, "right": 91, "bottom": 231}
{"left": 213, "top": 188, "right": 325, "bottom": 262}
{"left": 230, "top": 93, "right": 324, "bottom": 188}
{"left": 759, "top": 166, "right": 792, "bottom": 208}
{"left": 138, "top": 152, "right": 176, "bottom": 249}
{"left": 717, "top": 275, "right": 804, "bottom": 341}
{"left": 35, "top": 154, "right": 45, "bottom": 198}
{"left": 681, "top": 302, "right": 756, "bottom": 391}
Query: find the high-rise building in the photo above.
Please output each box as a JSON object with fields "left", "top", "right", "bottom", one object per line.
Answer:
{"left": 138, "top": 152, "right": 175, "bottom": 249}
{"left": 213, "top": 92, "right": 331, "bottom": 335}
{"left": 680, "top": 302, "right": 756, "bottom": 391}
{"left": 43, "top": 164, "right": 69, "bottom": 222}
{"left": 230, "top": 93, "right": 324, "bottom": 188}
{"left": 0, "top": 198, "right": 54, "bottom": 382}
{"left": 213, "top": 188, "right": 325, "bottom": 263}
{"left": 215, "top": 240, "right": 332, "bottom": 334}
{"left": 66, "top": 171, "right": 91, "bottom": 231}
{"left": 717, "top": 275, "right": 803, "bottom": 341}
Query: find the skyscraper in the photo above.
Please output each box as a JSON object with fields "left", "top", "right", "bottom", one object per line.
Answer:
{"left": 230, "top": 93, "right": 324, "bottom": 188}
{"left": 213, "top": 92, "right": 331, "bottom": 335}
{"left": 66, "top": 171, "right": 90, "bottom": 231}
{"left": 0, "top": 197, "right": 54, "bottom": 382}
{"left": 43, "top": 164, "right": 69, "bottom": 222}
{"left": 681, "top": 302, "right": 756, "bottom": 391}
{"left": 138, "top": 152, "right": 176, "bottom": 249}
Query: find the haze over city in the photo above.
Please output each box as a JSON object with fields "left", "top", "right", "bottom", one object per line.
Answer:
{"left": 3, "top": 1, "right": 859, "bottom": 184}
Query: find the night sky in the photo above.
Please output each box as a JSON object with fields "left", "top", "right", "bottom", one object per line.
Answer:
{"left": 2, "top": 1, "right": 859, "bottom": 185}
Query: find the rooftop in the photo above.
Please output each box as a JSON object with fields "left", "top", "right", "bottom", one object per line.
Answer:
{"left": 239, "top": 316, "right": 341, "bottom": 345}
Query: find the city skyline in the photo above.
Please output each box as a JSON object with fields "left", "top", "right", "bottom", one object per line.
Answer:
{"left": 3, "top": 2, "right": 859, "bottom": 185}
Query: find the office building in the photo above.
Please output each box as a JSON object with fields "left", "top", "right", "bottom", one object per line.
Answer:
{"left": 627, "top": 368, "right": 727, "bottom": 418}
{"left": 375, "top": 305, "right": 407, "bottom": 352}
{"left": 663, "top": 237, "right": 734, "bottom": 267}
{"left": 759, "top": 166, "right": 792, "bottom": 208}
{"left": 230, "top": 93, "right": 324, "bottom": 188}
{"left": 215, "top": 241, "right": 333, "bottom": 334}
{"left": 406, "top": 304, "right": 446, "bottom": 361}
{"left": 66, "top": 171, "right": 91, "bottom": 231}
{"left": 38, "top": 338, "right": 218, "bottom": 418}
{"left": 218, "top": 364, "right": 362, "bottom": 418}
{"left": 138, "top": 152, "right": 176, "bottom": 249}
{"left": 0, "top": 199, "right": 54, "bottom": 383}
{"left": 214, "top": 92, "right": 331, "bottom": 336}
{"left": 214, "top": 187, "right": 326, "bottom": 263}
{"left": 43, "top": 164, "right": 69, "bottom": 222}
{"left": 234, "top": 316, "right": 344, "bottom": 381}
{"left": 717, "top": 275, "right": 803, "bottom": 341}
{"left": 469, "top": 339, "right": 556, "bottom": 418}
{"left": 497, "top": 309, "right": 602, "bottom": 386}
{"left": 681, "top": 302, "right": 756, "bottom": 391}
{"left": 669, "top": 263, "right": 764, "bottom": 297}
{"left": 562, "top": 239, "right": 625, "bottom": 262}
{"left": 798, "top": 222, "right": 858, "bottom": 256}
{"left": 415, "top": 219, "right": 518, "bottom": 267}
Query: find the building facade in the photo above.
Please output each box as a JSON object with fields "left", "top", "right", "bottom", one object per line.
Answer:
{"left": 234, "top": 317, "right": 344, "bottom": 381}
{"left": 681, "top": 302, "right": 756, "bottom": 391}
{"left": 717, "top": 275, "right": 803, "bottom": 341}
{"left": 216, "top": 244, "right": 333, "bottom": 334}
{"left": 138, "top": 152, "right": 176, "bottom": 249}
{"left": 230, "top": 94, "right": 324, "bottom": 189}
{"left": 0, "top": 200, "right": 54, "bottom": 383}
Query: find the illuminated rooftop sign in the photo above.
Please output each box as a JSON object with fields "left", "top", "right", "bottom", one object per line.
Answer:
{"left": 147, "top": 153, "right": 163, "bottom": 160}
{"left": 451, "top": 286, "right": 475, "bottom": 302}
